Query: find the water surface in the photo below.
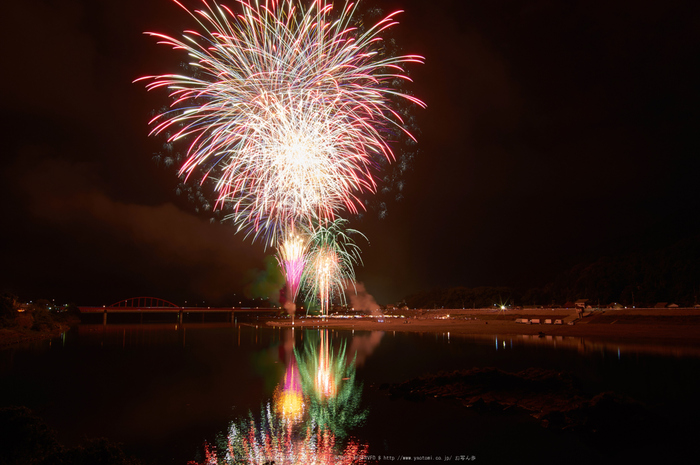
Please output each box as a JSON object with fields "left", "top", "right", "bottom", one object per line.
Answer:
{"left": 1, "top": 323, "right": 698, "bottom": 464}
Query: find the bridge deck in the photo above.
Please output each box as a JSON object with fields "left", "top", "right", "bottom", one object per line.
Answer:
{"left": 78, "top": 307, "right": 277, "bottom": 314}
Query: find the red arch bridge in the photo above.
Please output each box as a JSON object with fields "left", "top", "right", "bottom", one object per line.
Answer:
{"left": 79, "top": 297, "right": 277, "bottom": 324}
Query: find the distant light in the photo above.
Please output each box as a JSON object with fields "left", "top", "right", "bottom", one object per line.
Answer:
{"left": 501, "top": 305, "right": 506, "bottom": 310}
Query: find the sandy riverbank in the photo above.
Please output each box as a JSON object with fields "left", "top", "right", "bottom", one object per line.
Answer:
{"left": 266, "top": 308, "right": 700, "bottom": 343}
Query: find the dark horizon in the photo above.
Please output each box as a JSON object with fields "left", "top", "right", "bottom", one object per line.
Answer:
{"left": 1, "top": 0, "right": 699, "bottom": 307}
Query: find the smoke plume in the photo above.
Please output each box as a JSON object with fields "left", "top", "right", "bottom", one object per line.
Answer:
{"left": 347, "top": 282, "right": 381, "bottom": 315}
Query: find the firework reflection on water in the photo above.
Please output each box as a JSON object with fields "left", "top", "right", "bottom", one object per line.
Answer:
{"left": 190, "top": 330, "right": 369, "bottom": 464}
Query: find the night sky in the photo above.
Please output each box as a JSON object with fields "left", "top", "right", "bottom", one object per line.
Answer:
{"left": 1, "top": 0, "right": 698, "bottom": 306}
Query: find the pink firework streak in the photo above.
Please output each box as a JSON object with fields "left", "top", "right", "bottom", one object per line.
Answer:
{"left": 277, "top": 231, "right": 308, "bottom": 312}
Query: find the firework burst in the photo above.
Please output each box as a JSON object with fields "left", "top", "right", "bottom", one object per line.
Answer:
{"left": 137, "top": 0, "right": 424, "bottom": 245}
{"left": 302, "top": 219, "right": 364, "bottom": 316}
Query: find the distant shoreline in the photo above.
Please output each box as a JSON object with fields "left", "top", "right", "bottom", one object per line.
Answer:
{"left": 0, "top": 323, "right": 72, "bottom": 348}
{"left": 266, "top": 308, "right": 700, "bottom": 343}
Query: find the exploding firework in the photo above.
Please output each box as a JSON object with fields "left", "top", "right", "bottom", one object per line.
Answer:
{"left": 137, "top": 0, "right": 424, "bottom": 245}
{"left": 302, "top": 219, "right": 364, "bottom": 316}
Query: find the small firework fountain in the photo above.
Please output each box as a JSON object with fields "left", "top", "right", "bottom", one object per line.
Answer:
{"left": 276, "top": 228, "right": 308, "bottom": 318}
{"left": 302, "top": 219, "right": 363, "bottom": 316}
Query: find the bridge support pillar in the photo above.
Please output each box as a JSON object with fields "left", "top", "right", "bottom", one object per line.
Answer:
{"left": 230, "top": 311, "right": 233, "bottom": 323}
{"left": 179, "top": 310, "right": 183, "bottom": 324}
{"left": 103, "top": 311, "right": 107, "bottom": 326}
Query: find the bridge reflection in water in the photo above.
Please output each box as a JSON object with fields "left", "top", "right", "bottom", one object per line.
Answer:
{"left": 78, "top": 296, "right": 277, "bottom": 324}
{"left": 190, "top": 329, "right": 371, "bottom": 465}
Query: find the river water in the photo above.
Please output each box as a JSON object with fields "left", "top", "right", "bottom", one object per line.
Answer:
{"left": 2, "top": 322, "right": 699, "bottom": 464}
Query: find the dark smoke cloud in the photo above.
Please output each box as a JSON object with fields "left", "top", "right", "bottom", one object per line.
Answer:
{"left": 5, "top": 154, "right": 264, "bottom": 304}
{"left": 245, "top": 255, "right": 285, "bottom": 305}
